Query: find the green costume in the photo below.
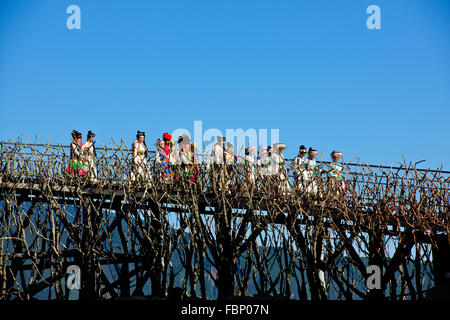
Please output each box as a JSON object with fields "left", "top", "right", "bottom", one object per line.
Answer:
{"left": 328, "top": 161, "right": 344, "bottom": 181}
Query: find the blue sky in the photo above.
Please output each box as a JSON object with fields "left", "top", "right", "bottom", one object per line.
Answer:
{"left": 1, "top": 0, "right": 449, "bottom": 169}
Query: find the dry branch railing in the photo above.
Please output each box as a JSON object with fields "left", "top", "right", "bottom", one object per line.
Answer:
{"left": 1, "top": 139, "right": 448, "bottom": 190}
{"left": 0, "top": 139, "right": 449, "bottom": 301}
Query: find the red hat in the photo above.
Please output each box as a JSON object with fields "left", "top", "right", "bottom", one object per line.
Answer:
{"left": 163, "top": 132, "right": 172, "bottom": 140}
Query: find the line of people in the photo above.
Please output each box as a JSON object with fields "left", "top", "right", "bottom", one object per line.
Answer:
{"left": 66, "top": 130, "right": 346, "bottom": 195}
{"left": 291, "top": 145, "right": 345, "bottom": 195}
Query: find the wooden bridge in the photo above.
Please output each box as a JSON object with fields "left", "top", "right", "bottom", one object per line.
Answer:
{"left": 1, "top": 140, "right": 449, "bottom": 300}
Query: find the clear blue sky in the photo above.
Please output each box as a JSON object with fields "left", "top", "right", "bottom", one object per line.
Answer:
{"left": 1, "top": 0, "right": 449, "bottom": 169}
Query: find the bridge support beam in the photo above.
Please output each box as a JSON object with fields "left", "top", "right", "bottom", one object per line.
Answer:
{"left": 78, "top": 197, "right": 97, "bottom": 300}
{"left": 216, "top": 203, "right": 234, "bottom": 299}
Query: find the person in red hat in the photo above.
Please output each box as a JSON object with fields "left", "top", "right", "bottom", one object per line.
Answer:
{"left": 162, "top": 132, "right": 176, "bottom": 165}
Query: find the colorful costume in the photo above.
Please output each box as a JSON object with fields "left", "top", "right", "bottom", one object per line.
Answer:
{"left": 224, "top": 142, "right": 237, "bottom": 165}
{"left": 328, "top": 151, "right": 346, "bottom": 194}
{"left": 163, "top": 133, "right": 177, "bottom": 165}
{"left": 155, "top": 139, "right": 171, "bottom": 178}
{"left": 66, "top": 130, "right": 86, "bottom": 176}
{"left": 175, "top": 134, "right": 197, "bottom": 182}
{"left": 244, "top": 146, "right": 257, "bottom": 184}
{"left": 155, "top": 133, "right": 175, "bottom": 180}
{"left": 328, "top": 161, "right": 344, "bottom": 181}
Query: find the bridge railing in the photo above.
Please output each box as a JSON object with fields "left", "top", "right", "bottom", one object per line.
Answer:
{"left": 1, "top": 140, "right": 449, "bottom": 216}
{"left": 1, "top": 140, "right": 448, "bottom": 180}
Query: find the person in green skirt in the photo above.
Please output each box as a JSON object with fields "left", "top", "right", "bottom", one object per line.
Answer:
{"left": 66, "top": 130, "right": 86, "bottom": 176}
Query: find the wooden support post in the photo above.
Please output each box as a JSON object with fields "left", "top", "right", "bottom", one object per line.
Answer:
{"left": 316, "top": 232, "right": 327, "bottom": 300}
{"left": 197, "top": 202, "right": 208, "bottom": 300}
{"left": 215, "top": 204, "right": 234, "bottom": 299}
{"left": 368, "top": 230, "right": 385, "bottom": 300}
{"left": 78, "top": 197, "right": 96, "bottom": 300}
{"left": 148, "top": 200, "right": 162, "bottom": 297}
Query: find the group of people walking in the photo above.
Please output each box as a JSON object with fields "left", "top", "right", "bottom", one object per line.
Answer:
{"left": 132, "top": 131, "right": 200, "bottom": 183}
{"left": 66, "top": 130, "right": 346, "bottom": 196}
{"left": 291, "top": 145, "right": 345, "bottom": 195}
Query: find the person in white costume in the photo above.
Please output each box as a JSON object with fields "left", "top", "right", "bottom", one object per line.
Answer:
{"left": 212, "top": 136, "right": 226, "bottom": 165}
{"left": 271, "top": 143, "right": 290, "bottom": 194}
{"left": 131, "top": 131, "right": 151, "bottom": 182}
{"left": 257, "top": 146, "right": 272, "bottom": 177}
{"left": 327, "top": 150, "right": 346, "bottom": 198}
{"left": 212, "top": 136, "right": 234, "bottom": 191}
{"left": 304, "top": 147, "right": 319, "bottom": 195}
{"left": 81, "top": 130, "right": 98, "bottom": 183}
{"left": 292, "top": 145, "right": 308, "bottom": 191}
{"left": 244, "top": 146, "right": 257, "bottom": 189}
{"left": 177, "top": 134, "right": 192, "bottom": 165}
